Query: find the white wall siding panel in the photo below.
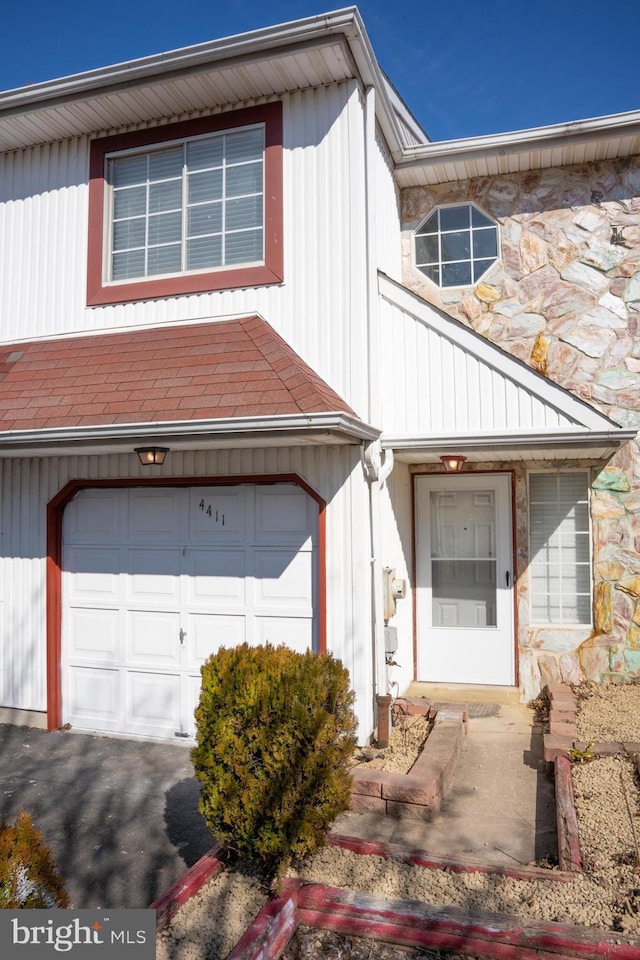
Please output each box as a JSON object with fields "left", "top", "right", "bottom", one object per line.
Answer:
{"left": 0, "top": 83, "right": 369, "bottom": 419}
{"left": 0, "top": 445, "right": 375, "bottom": 739}
{"left": 0, "top": 138, "right": 88, "bottom": 344}
{"left": 378, "top": 293, "right": 576, "bottom": 435}
{"left": 374, "top": 133, "right": 402, "bottom": 280}
{"left": 380, "top": 462, "right": 414, "bottom": 699}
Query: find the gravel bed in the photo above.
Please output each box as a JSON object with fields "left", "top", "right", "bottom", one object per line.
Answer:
{"left": 157, "top": 685, "right": 640, "bottom": 958}
{"left": 155, "top": 861, "right": 269, "bottom": 960}
{"left": 352, "top": 716, "right": 430, "bottom": 774}
{"left": 281, "top": 925, "right": 480, "bottom": 960}
{"left": 575, "top": 681, "right": 640, "bottom": 742}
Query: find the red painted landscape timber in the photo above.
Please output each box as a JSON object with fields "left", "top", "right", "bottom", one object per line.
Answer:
{"left": 227, "top": 879, "right": 300, "bottom": 960}
{"left": 297, "top": 883, "right": 640, "bottom": 959}
{"left": 554, "top": 755, "right": 582, "bottom": 872}
{"left": 150, "top": 842, "right": 225, "bottom": 932}
{"left": 329, "top": 834, "right": 574, "bottom": 882}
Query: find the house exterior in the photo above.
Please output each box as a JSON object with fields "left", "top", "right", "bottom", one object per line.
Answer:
{"left": 0, "top": 8, "right": 638, "bottom": 743}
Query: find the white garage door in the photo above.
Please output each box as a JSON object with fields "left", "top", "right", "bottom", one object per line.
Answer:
{"left": 62, "top": 484, "right": 318, "bottom": 739}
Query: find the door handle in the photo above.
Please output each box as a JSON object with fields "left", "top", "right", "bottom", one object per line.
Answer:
{"left": 505, "top": 571, "right": 510, "bottom": 587}
{"left": 179, "top": 628, "right": 187, "bottom": 645}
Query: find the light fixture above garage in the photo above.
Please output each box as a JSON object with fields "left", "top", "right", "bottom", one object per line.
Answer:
{"left": 135, "top": 446, "right": 169, "bottom": 465}
{"left": 440, "top": 454, "right": 466, "bottom": 472}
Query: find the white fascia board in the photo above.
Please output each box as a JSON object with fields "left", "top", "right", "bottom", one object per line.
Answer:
{"left": 378, "top": 273, "right": 621, "bottom": 432}
{"left": 397, "top": 109, "right": 640, "bottom": 171}
{"left": 383, "top": 428, "right": 638, "bottom": 454}
{"left": 0, "top": 412, "right": 380, "bottom": 454}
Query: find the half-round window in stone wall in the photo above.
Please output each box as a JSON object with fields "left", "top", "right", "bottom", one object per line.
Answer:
{"left": 414, "top": 204, "right": 498, "bottom": 287}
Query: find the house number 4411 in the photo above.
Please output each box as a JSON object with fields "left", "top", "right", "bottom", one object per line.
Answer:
{"left": 198, "top": 499, "right": 225, "bottom": 525}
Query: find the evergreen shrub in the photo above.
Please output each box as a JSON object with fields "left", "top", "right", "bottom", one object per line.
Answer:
{"left": 0, "top": 810, "right": 69, "bottom": 908}
{"left": 191, "top": 642, "right": 357, "bottom": 875}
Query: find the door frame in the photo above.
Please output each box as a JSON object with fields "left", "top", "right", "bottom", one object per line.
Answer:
{"left": 47, "top": 473, "right": 326, "bottom": 732}
{"left": 411, "top": 469, "right": 518, "bottom": 686}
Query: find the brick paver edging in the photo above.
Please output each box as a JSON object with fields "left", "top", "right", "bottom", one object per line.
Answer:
{"left": 350, "top": 699, "right": 465, "bottom": 819}
{"left": 150, "top": 841, "right": 225, "bottom": 933}
{"left": 543, "top": 682, "right": 640, "bottom": 762}
{"left": 227, "top": 879, "right": 640, "bottom": 960}
{"left": 328, "top": 833, "right": 575, "bottom": 883}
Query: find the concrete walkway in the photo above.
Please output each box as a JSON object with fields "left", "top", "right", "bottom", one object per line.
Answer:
{"left": 333, "top": 689, "right": 558, "bottom": 869}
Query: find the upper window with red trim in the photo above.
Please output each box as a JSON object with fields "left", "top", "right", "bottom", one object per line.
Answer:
{"left": 87, "top": 103, "right": 283, "bottom": 306}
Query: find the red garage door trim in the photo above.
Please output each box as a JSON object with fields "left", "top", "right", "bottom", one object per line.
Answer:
{"left": 47, "top": 474, "right": 326, "bottom": 732}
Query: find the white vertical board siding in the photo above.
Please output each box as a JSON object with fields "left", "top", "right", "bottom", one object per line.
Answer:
{"left": 0, "top": 82, "right": 369, "bottom": 419}
{"left": 0, "top": 138, "right": 89, "bottom": 343}
{"left": 379, "top": 461, "right": 414, "bottom": 698}
{"left": 0, "top": 445, "right": 375, "bottom": 739}
{"left": 374, "top": 133, "right": 402, "bottom": 280}
{"left": 377, "top": 293, "right": 577, "bottom": 435}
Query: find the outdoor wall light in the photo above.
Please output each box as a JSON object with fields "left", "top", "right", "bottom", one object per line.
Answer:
{"left": 440, "top": 454, "right": 467, "bottom": 472}
{"left": 135, "top": 446, "right": 169, "bottom": 465}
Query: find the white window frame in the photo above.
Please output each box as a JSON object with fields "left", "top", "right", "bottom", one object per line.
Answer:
{"left": 527, "top": 470, "right": 592, "bottom": 626}
{"left": 104, "top": 123, "right": 265, "bottom": 285}
{"left": 413, "top": 202, "right": 499, "bottom": 288}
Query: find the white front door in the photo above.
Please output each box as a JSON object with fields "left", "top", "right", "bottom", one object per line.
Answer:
{"left": 62, "top": 484, "right": 317, "bottom": 739}
{"left": 415, "top": 474, "right": 514, "bottom": 685}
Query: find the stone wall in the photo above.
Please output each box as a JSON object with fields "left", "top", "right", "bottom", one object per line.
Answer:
{"left": 401, "top": 157, "right": 640, "bottom": 695}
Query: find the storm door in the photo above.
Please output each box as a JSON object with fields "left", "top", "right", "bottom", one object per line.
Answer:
{"left": 415, "top": 474, "right": 514, "bottom": 684}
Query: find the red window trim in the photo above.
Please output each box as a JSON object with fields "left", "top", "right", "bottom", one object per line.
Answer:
{"left": 87, "top": 102, "right": 284, "bottom": 306}
{"left": 46, "top": 474, "right": 326, "bottom": 731}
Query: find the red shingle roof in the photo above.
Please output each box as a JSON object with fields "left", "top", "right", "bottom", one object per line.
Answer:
{"left": 0, "top": 317, "right": 358, "bottom": 432}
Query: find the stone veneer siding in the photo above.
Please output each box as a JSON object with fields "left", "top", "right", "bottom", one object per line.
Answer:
{"left": 401, "top": 156, "right": 640, "bottom": 697}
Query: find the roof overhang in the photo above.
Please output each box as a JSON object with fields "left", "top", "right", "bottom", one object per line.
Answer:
{"left": 0, "top": 412, "right": 380, "bottom": 459}
{"left": 395, "top": 109, "right": 640, "bottom": 187}
{"left": 384, "top": 428, "right": 638, "bottom": 465}
{"left": 0, "top": 7, "right": 424, "bottom": 158}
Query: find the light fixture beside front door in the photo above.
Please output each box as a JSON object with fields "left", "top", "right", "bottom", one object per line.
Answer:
{"left": 440, "top": 454, "right": 467, "bottom": 472}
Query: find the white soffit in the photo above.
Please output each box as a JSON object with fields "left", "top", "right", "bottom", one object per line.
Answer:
{"left": 0, "top": 8, "right": 418, "bottom": 156}
{"left": 378, "top": 273, "right": 638, "bottom": 460}
{"left": 0, "top": 39, "right": 353, "bottom": 151}
{"left": 395, "top": 111, "right": 640, "bottom": 187}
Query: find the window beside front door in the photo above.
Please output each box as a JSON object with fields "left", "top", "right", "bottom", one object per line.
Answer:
{"left": 528, "top": 472, "right": 591, "bottom": 624}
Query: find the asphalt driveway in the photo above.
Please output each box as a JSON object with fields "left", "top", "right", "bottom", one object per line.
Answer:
{"left": 0, "top": 723, "right": 214, "bottom": 908}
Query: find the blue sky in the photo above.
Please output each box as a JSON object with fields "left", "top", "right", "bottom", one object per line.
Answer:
{"left": 1, "top": 1, "right": 639, "bottom": 142}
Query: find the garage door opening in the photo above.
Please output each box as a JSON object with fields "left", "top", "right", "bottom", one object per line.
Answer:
{"left": 58, "top": 482, "right": 320, "bottom": 739}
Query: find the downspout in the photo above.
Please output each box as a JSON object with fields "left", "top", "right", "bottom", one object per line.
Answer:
{"left": 363, "top": 84, "right": 393, "bottom": 744}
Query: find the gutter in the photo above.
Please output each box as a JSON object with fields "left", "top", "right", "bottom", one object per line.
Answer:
{"left": 382, "top": 427, "right": 639, "bottom": 453}
{"left": 0, "top": 411, "right": 381, "bottom": 454}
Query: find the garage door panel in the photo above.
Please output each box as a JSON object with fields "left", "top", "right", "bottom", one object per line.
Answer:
{"left": 189, "top": 489, "right": 245, "bottom": 540}
{"left": 67, "top": 608, "right": 120, "bottom": 662}
{"left": 254, "top": 549, "right": 313, "bottom": 608}
{"left": 128, "top": 490, "right": 181, "bottom": 541}
{"left": 65, "top": 491, "right": 122, "bottom": 542}
{"left": 67, "top": 666, "right": 121, "bottom": 728}
{"left": 255, "top": 617, "right": 312, "bottom": 654}
{"left": 186, "top": 614, "right": 245, "bottom": 669}
{"left": 255, "top": 487, "right": 315, "bottom": 545}
{"left": 127, "top": 550, "right": 181, "bottom": 603}
{"left": 185, "top": 675, "right": 204, "bottom": 738}
{"left": 126, "top": 672, "right": 180, "bottom": 734}
{"left": 64, "top": 548, "right": 122, "bottom": 601}
{"left": 186, "top": 550, "right": 246, "bottom": 604}
{"left": 126, "top": 610, "right": 181, "bottom": 666}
